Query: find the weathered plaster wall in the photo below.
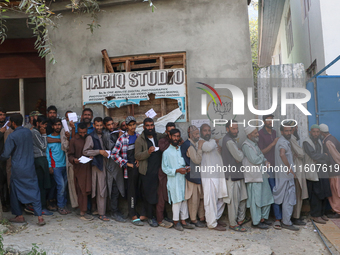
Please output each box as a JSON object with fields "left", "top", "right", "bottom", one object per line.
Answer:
{"left": 46, "top": 0, "right": 253, "bottom": 140}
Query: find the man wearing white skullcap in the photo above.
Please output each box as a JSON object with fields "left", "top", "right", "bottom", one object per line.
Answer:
{"left": 320, "top": 124, "right": 340, "bottom": 218}
{"left": 241, "top": 126, "right": 274, "bottom": 229}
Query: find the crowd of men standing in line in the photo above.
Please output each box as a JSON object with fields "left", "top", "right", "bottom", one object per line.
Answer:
{"left": 1, "top": 107, "right": 340, "bottom": 232}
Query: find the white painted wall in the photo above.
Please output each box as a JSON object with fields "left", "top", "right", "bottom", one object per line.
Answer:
{"left": 271, "top": 0, "right": 326, "bottom": 75}
{"left": 319, "top": 0, "right": 340, "bottom": 75}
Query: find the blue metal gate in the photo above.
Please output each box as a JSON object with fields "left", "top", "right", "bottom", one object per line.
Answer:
{"left": 306, "top": 55, "right": 340, "bottom": 140}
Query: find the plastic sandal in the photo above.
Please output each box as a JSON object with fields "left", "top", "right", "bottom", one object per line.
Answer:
{"left": 98, "top": 215, "right": 110, "bottom": 221}
{"left": 238, "top": 218, "right": 251, "bottom": 226}
{"left": 229, "top": 225, "right": 247, "bottom": 232}
{"left": 131, "top": 218, "right": 144, "bottom": 226}
{"left": 274, "top": 220, "right": 281, "bottom": 230}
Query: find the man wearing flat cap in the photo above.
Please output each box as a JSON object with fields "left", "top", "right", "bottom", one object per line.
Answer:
{"left": 25, "top": 111, "right": 42, "bottom": 130}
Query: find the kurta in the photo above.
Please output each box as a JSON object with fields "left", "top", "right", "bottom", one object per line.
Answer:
{"left": 83, "top": 134, "right": 107, "bottom": 199}
{"left": 242, "top": 139, "right": 274, "bottom": 208}
{"left": 201, "top": 139, "right": 228, "bottom": 228}
{"left": 0, "top": 126, "right": 42, "bottom": 215}
{"left": 324, "top": 136, "right": 340, "bottom": 214}
{"left": 290, "top": 135, "right": 308, "bottom": 199}
{"left": 61, "top": 124, "right": 78, "bottom": 208}
{"left": 162, "top": 144, "right": 186, "bottom": 204}
{"left": 68, "top": 134, "right": 92, "bottom": 197}
{"left": 273, "top": 136, "right": 296, "bottom": 205}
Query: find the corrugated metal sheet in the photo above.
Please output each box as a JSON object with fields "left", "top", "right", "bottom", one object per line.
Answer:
{"left": 257, "top": 63, "right": 308, "bottom": 141}
{"left": 258, "top": 0, "right": 286, "bottom": 67}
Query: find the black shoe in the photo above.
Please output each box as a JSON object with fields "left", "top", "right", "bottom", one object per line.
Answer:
{"left": 252, "top": 222, "right": 269, "bottom": 229}
{"left": 262, "top": 219, "right": 273, "bottom": 226}
{"left": 292, "top": 218, "right": 306, "bottom": 226}
{"left": 192, "top": 220, "right": 206, "bottom": 228}
{"left": 112, "top": 212, "right": 127, "bottom": 223}
{"left": 147, "top": 218, "right": 158, "bottom": 227}
{"left": 182, "top": 222, "right": 195, "bottom": 229}
{"left": 174, "top": 222, "right": 183, "bottom": 231}
{"left": 327, "top": 213, "right": 340, "bottom": 219}
{"left": 282, "top": 223, "right": 299, "bottom": 231}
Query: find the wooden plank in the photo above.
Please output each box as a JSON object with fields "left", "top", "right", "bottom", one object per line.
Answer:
{"left": 110, "top": 53, "right": 185, "bottom": 63}
{"left": 159, "top": 56, "right": 164, "bottom": 69}
{"left": 183, "top": 52, "right": 188, "bottom": 121}
{"left": 101, "top": 49, "right": 114, "bottom": 73}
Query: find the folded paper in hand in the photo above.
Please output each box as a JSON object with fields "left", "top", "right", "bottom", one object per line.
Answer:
{"left": 78, "top": 156, "right": 92, "bottom": 164}
{"left": 67, "top": 112, "right": 78, "bottom": 123}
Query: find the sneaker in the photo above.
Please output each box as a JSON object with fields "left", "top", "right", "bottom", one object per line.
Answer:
{"left": 291, "top": 218, "right": 306, "bottom": 226}
{"left": 159, "top": 219, "right": 173, "bottom": 228}
{"left": 147, "top": 218, "right": 158, "bottom": 227}
{"left": 182, "top": 222, "right": 195, "bottom": 229}
{"left": 311, "top": 217, "right": 326, "bottom": 224}
{"left": 24, "top": 205, "right": 34, "bottom": 215}
{"left": 112, "top": 212, "right": 127, "bottom": 223}
{"left": 42, "top": 209, "right": 53, "bottom": 216}
{"left": 174, "top": 222, "right": 183, "bottom": 231}
{"left": 192, "top": 220, "right": 206, "bottom": 228}
{"left": 282, "top": 223, "right": 299, "bottom": 231}
{"left": 252, "top": 222, "right": 269, "bottom": 229}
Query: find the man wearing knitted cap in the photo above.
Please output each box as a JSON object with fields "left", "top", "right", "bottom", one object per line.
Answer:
{"left": 288, "top": 122, "right": 308, "bottom": 226}
{"left": 180, "top": 125, "right": 206, "bottom": 228}
{"left": 319, "top": 124, "right": 340, "bottom": 218}
{"left": 273, "top": 123, "right": 299, "bottom": 231}
{"left": 303, "top": 124, "right": 331, "bottom": 223}
{"left": 200, "top": 123, "right": 228, "bottom": 231}
{"left": 242, "top": 126, "right": 274, "bottom": 229}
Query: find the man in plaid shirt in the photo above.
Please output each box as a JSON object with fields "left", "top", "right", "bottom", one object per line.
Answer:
{"left": 111, "top": 116, "right": 144, "bottom": 226}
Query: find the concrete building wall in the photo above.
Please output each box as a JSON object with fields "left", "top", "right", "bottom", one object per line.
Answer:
{"left": 271, "top": 0, "right": 326, "bottom": 75}
{"left": 319, "top": 0, "right": 340, "bottom": 75}
{"left": 46, "top": 0, "right": 253, "bottom": 140}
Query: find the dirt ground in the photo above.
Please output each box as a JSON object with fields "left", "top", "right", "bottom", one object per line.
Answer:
{"left": 1, "top": 211, "right": 338, "bottom": 255}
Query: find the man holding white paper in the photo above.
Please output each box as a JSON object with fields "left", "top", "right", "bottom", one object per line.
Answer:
{"left": 83, "top": 117, "right": 109, "bottom": 221}
{"left": 60, "top": 111, "right": 78, "bottom": 209}
{"left": 135, "top": 118, "right": 166, "bottom": 227}
{"left": 68, "top": 123, "right": 93, "bottom": 221}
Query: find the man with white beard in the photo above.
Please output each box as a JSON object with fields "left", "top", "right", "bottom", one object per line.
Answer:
{"left": 199, "top": 124, "right": 228, "bottom": 231}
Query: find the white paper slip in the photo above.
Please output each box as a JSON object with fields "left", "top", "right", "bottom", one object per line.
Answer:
{"left": 145, "top": 108, "right": 157, "bottom": 119}
{"left": 68, "top": 112, "right": 78, "bottom": 123}
{"left": 2, "top": 120, "right": 9, "bottom": 129}
{"left": 62, "top": 119, "right": 70, "bottom": 133}
{"left": 78, "top": 156, "right": 92, "bottom": 164}
{"left": 154, "top": 147, "right": 159, "bottom": 152}
{"left": 106, "top": 150, "right": 111, "bottom": 158}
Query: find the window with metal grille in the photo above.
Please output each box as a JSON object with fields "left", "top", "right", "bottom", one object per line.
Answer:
{"left": 286, "top": 8, "right": 294, "bottom": 56}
